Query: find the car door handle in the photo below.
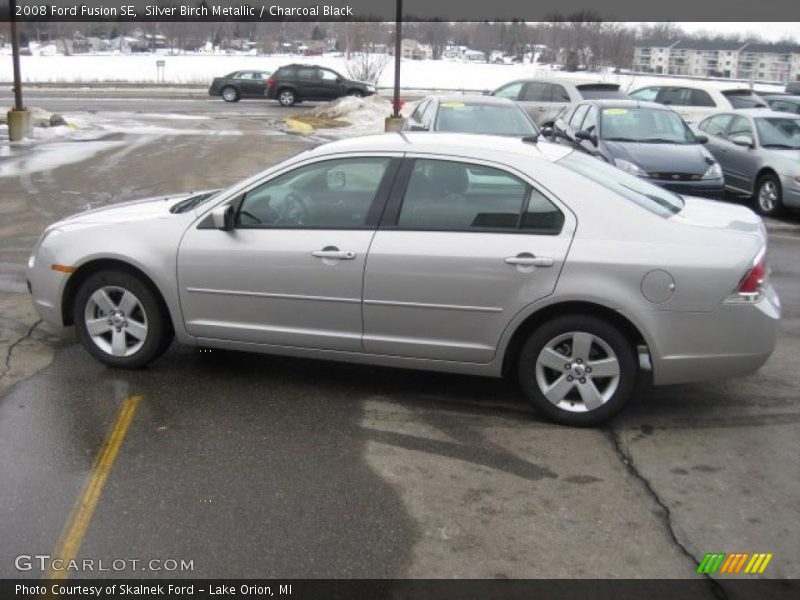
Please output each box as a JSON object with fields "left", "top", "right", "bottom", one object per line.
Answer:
{"left": 312, "top": 248, "right": 356, "bottom": 260}
{"left": 505, "top": 253, "right": 554, "bottom": 267}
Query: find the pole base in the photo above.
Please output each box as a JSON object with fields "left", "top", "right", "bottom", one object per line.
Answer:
{"left": 385, "top": 116, "right": 405, "bottom": 132}
{"left": 7, "top": 109, "right": 31, "bottom": 141}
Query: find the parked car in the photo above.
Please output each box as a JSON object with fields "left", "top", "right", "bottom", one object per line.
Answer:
{"left": 27, "top": 134, "right": 778, "bottom": 426}
{"left": 265, "top": 64, "right": 376, "bottom": 106}
{"left": 762, "top": 95, "right": 800, "bottom": 115}
{"left": 208, "top": 70, "right": 272, "bottom": 102}
{"left": 489, "top": 78, "right": 627, "bottom": 127}
{"left": 695, "top": 108, "right": 800, "bottom": 216}
{"left": 629, "top": 84, "right": 767, "bottom": 124}
{"left": 403, "top": 95, "right": 540, "bottom": 137}
{"left": 552, "top": 100, "right": 724, "bottom": 198}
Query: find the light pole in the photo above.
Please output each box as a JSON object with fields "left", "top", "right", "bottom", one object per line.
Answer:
{"left": 7, "top": 0, "right": 30, "bottom": 141}
{"left": 392, "top": 0, "right": 402, "bottom": 117}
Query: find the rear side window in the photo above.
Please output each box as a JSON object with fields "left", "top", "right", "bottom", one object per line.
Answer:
{"left": 275, "top": 67, "right": 295, "bottom": 78}
{"left": 296, "top": 68, "right": 316, "bottom": 79}
{"left": 577, "top": 84, "right": 624, "bottom": 100}
{"left": 551, "top": 84, "right": 571, "bottom": 102}
{"left": 397, "top": 159, "right": 563, "bottom": 234}
{"left": 699, "top": 114, "right": 734, "bottom": 136}
{"left": 521, "top": 82, "right": 550, "bottom": 102}
{"left": 689, "top": 89, "right": 716, "bottom": 107}
{"left": 723, "top": 91, "right": 767, "bottom": 109}
{"left": 657, "top": 87, "right": 691, "bottom": 106}
{"left": 768, "top": 99, "right": 800, "bottom": 114}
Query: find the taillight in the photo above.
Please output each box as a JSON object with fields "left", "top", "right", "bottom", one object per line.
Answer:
{"left": 736, "top": 250, "right": 767, "bottom": 300}
{"left": 267, "top": 78, "right": 275, "bottom": 87}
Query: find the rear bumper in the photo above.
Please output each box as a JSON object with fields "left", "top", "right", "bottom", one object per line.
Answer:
{"left": 643, "top": 284, "right": 780, "bottom": 386}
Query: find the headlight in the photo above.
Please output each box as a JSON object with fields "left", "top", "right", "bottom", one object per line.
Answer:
{"left": 702, "top": 162, "right": 722, "bottom": 179}
{"left": 367, "top": 85, "right": 376, "bottom": 92}
{"left": 615, "top": 158, "right": 647, "bottom": 177}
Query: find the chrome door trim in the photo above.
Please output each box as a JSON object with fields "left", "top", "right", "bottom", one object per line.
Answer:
{"left": 363, "top": 299, "right": 503, "bottom": 313}
{"left": 186, "top": 287, "right": 360, "bottom": 304}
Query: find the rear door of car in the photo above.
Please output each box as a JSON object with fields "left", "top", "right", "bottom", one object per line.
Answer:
{"left": 293, "top": 66, "right": 319, "bottom": 99}
{"left": 517, "top": 82, "right": 557, "bottom": 126}
{"left": 362, "top": 156, "right": 576, "bottom": 363}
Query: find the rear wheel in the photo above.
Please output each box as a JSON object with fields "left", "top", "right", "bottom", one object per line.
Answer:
{"left": 73, "top": 270, "right": 173, "bottom": 369}
{"left": 278, "top": 88, "right": 296, "bottom": 106}
{"left": 754, "top": 173, "right": 784, "bottom": 217}
{"left": 221, "top": 86, "right": 239, "bottom": 102}
{"left": 518, "top": 315, "right": 637, "bottom": 426}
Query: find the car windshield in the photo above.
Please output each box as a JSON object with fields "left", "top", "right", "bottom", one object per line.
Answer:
{"left": 557, "top": 152, "right": 684, "bottom": 217}
{"left": 601, "top": 107, "right": 696, "bottom": 144}
{"left": 435, "top": 102, "right": 538, "bottom": 136}
{"left": 755, "top": 117, "right": 800, "bottom": 149}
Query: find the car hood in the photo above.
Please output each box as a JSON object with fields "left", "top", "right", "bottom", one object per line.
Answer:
{"left": 671, "top": 195, "right": 764, "bottom": 236}
{"left": 54, "top": 191, "right": 217, "bottom": 228}
{"left": 604, "top": 141, "right": 713, "bottom": 174}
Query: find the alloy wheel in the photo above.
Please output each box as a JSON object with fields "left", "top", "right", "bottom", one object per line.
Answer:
{"left": 84, "top": 286, "right": 149, "bottom": 357}
{"left": 758, "top": 180, "right": 778, "bottom": 213}
{"left": 534, "top": 331, "right": 621, "bottom": 413}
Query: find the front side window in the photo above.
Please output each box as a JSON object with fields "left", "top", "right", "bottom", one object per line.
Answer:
{"left": 237, "top": 158, "right": 391, "bottom": 228}
{"left": 397, "top": 160, "right": 561, "bottom": 233}
{"left": 727, "top": 116, "right": 754, "bottom": 139}
{"left": 494, "top": 81, "right": 523, "bottom": 99}
{"left": 558, "top": 152, "right": 684, "bottom": 217}
{"left": 581, "top": 106, "right": 599, "bottom": 133}
{"left": 235, "top": 72, "right": 254, "bottom": 80}
{"left": 318, "top": 69, "right": 338, "bottom": 81}
{"left": 569, "top": 104, "right": 590, "bottom": 128}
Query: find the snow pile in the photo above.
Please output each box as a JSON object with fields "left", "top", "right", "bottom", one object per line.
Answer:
{"left": 307, "top": 95, "right": 394, "bottom": 136}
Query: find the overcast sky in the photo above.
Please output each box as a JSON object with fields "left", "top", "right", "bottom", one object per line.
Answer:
{"left": 670, "top": 22, "right": 800, "bottom": 42}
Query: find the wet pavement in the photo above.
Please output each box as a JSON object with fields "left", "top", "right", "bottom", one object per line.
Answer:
{"left": 0, "top": 93, "right": 798, "bottom": 588}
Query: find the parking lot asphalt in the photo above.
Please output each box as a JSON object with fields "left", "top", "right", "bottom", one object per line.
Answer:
{"left": 0, "top": 95, "right": 799, "bottom": 589}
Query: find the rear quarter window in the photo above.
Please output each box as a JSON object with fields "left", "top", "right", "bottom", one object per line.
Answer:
{"left": 723, "top": 91, "right": 768, "bottom": 109}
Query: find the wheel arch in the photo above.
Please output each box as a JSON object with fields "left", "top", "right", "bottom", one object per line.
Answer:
{"left": 501, "top": 300, "right": 648, "bottom": 377}
{"left": 754, "top": 166, "right": 780, "bottom": 193}
{"left": 62, "top": 258, "right": 173, "bottom": 333}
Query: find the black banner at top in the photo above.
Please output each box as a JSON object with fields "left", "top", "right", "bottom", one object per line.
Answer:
{"left": 1, "top": 0, "right": 798, "bottom": 22}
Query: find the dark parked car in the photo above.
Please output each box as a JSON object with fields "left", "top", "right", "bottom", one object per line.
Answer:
{"left": 208, "top": 70, "right": 272, "bottom": 102}
{"left": 762, "top": 95, "right": 800, "bottom": 116}
{"left": 490, "top": 78, "right": 627, "bottom": 127}
{"left": 403, "top": 95, "right": 540, "bottom": 137}
{"left": 265, "top": 64, "right": 376, "bottom": 106}
{"left": 552, "top": 100, "right": 724, "bottom": 198}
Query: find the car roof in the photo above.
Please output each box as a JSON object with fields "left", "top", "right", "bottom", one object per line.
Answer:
{"left": 633, "top": 82, "right": 757, "bottom": 94}
{"left": 429, "top": 94, "right": 516, "bottom": 106}
{"left": 574, "top": 99, "right": 670, "bottom": 110}
{"left": 701, "top": 108, "right": 800, "bottom": 119}
{"left": 504, "top": 78, "right": 619, "bottom": 88}
{"left": 306, "top": 132, "right": 573, "bottom": 162}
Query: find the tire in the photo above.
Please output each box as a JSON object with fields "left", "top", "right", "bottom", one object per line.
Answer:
{"left": 348, "top": 89, "right": 365, "bottom": 98}
{"left": 754, "top": 173, "right": 784, "bottom": 217}
{"left": 278, "top": 88, "right": 296, "bottom": 106}
{"left": 73, "top": 270, "right": 173, "bottom": 369}
{"left": 517, "top": 315, "right": 637, "bottom": 426}
{"left": 221, "top": 86, "right": 239, "bottom": 102}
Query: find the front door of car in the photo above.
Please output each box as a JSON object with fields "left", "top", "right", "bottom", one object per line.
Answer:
{"left": 233, "top": 72, "right": 259, "bottom": 96}
{"left": 177, "top": 156, "right": 400, "bottom": 351}
{"left": 293, "top": 67, "right": 318, "bottom": 99}
{"left": 362, "top": 158, "right": 575, "bottom": 363}
{"left": 317, "top": 68, "right": 346, "bottom": 99}
{"left": 719, "top": 116, "right": 759, "bottom": 191}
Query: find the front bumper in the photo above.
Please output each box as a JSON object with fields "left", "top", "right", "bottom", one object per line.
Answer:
{"left": 778, "top": 174, "right": 800, "bottom": 209}
{"left": 643, "top": 284, "right": 780, "bottom": 386}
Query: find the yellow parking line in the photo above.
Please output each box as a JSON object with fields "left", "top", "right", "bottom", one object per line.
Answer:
{"left": 45, "top": 395, "right": 142, "bottom": 580}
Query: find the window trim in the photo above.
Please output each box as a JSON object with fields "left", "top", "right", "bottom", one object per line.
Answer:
{"left": 219, "top": 155, "right": 402, "bottom": 231}
{"left": 379, "top": 156, "right": 565, "bottom": 236}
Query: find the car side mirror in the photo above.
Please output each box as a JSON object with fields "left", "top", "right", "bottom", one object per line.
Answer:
{"left": 575, "top": 129, "right": 598, "bottom": 146}
{"left": 540, "top": 126, "right": 554, "bottom": 138}
{"left": 211, "top": 204, "right": 235, "bottom": 231}
{"left": 695, "top": 134, "right": 709, "bottom": 144}
{"left": 730, "top": 134, "right": 754, "bottom": 148}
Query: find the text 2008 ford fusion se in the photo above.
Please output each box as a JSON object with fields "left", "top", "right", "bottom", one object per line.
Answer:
{"left": 27, "top": 133, "right": 779, "bottom": 426}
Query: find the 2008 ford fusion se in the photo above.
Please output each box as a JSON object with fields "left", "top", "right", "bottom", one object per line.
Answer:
{"left": 27, "top": 133, "right": 779, "bottom": 426}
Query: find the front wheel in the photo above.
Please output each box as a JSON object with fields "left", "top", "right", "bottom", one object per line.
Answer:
{"left": 73, "top": 270, "right": 173, "bottom": 369}
{"left": 754, "top": 174, "right": 784, "bottom": 217}
{"left": 518, "top": 315, "right": 637, "bottom": 426}
{"left": 348, "top": 89, "right": 365, "bottom": 98}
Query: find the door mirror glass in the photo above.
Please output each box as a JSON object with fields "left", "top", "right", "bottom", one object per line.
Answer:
{"left": 211, "top": 205, "right": 235, "bottom": 231}
{"left": 730, "top": 134, "right": 754, "bottom": 148}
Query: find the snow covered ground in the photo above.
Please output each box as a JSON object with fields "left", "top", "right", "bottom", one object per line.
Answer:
{"left": 0, "top": 52, "right": 786, "bottom": 94}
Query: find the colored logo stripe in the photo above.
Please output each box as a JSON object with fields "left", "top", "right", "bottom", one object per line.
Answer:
{"left": 698, "top": 553, "right": 773, "bottom": 574}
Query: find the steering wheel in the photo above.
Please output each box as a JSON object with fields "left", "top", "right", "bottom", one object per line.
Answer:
{"left": 273, "top": 191, "right": 309, "bottom": 226}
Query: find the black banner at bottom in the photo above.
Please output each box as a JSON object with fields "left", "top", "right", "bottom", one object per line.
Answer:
{"left": 2, "top": 579, "right": 800, "bottom": 600}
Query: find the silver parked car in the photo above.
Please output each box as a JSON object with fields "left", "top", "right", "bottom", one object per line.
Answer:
{"left": 490, "top": 78, "right": 627, "bottom": 127}
{"left": 696, "top": 109, "right": 800, "bottom": 216}
{"left": 27, "top": 134, "right": 779, "bottom": 426}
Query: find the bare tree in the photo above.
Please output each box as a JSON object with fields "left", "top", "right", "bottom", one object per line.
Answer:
{"left": 345, "top": 52, "right": 390, "bottom": 85}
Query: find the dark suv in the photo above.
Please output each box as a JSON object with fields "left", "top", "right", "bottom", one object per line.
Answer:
{"left": 266, "top": 65, "right": 376, "bottom": 106}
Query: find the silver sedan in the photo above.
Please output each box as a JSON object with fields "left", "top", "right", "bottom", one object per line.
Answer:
{"left": 27, "top": 134, "right": 779, "bottom": 426}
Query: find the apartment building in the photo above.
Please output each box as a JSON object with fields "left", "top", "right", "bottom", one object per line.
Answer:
{"left": 633, "top": 39, "right": 800, "bottom": 83}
